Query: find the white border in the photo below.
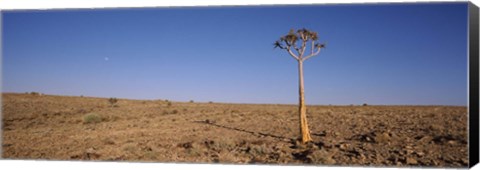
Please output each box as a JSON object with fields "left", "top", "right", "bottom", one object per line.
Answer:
{"left": 0, "top": 0, "right": 478, "bottom": 170}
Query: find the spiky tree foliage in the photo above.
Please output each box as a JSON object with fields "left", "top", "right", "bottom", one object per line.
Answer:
{"left": 274, "top": 28, "right": 326, "bottom": 143}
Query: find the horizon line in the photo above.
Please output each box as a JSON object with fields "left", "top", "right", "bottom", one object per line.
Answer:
{"left": 1, "top": 92, "right": 468, "bottom": 107}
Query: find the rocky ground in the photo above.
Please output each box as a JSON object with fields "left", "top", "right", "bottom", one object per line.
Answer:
{"left": 1, "top": 93, "right": 469, "bottom": 168}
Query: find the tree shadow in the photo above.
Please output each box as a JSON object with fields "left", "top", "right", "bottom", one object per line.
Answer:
{"left": 192, "top": 119, "right": 294, "bottom": 143}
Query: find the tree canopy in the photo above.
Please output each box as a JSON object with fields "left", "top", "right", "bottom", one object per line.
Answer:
{"left": 274, "top": 28, "right": 326, "bottom": 61}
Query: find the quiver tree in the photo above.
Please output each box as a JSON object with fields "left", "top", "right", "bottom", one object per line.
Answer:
{"left": 274, "top": 28, "right": 326, "bottom": 143}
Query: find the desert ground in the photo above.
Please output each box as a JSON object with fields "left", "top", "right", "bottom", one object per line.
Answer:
{"left": 1, "top": 93, "right": 468, "bottom": 167}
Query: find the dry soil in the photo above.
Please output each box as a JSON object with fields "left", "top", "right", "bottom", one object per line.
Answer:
{"left": 1, "top": 93, "right": 469, "bottom": 167}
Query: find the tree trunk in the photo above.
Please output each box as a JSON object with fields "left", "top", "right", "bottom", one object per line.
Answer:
{"left": 298, "top": 60, "right": 313, "bottom": 143}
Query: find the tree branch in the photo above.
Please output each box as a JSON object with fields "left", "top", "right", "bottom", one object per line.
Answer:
{"left": 311, "top": 41, "right": 314, "bottom": 54}
{"left": 291, "top": 39, "right": 300, "bottom": 55}
{"left": 286, "top": 46, "right": 300, "bottom": 61}
{"left": 299, "top": 39, "right": 307, "bottom": 58}
{"left": 284, "top": 40, "right": 291, "bottom": 47}
{"left": 302, "top": 47, "right": 321, "bottom": 61}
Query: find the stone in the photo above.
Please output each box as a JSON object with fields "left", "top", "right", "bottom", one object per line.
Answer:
{"left": 85, "top": 148, "right": 100, "bottom": 159}
{"left": 324, "top": 157, "right": 337, "bottom": 165}
{"left": 333, "top": 132, "right": 341, "bottom": 136}
{"left": 406, "top": 157, "right": 418, "bottom": 165}
{"left": 338, "top": 143, "right": 349, "bottom": 150}
{"left": 358, "top": 153, "right": 367, "bottom": 161}
{"left": 308, "top": 150, "right": 336, "bottom": 165}
{"left": 322, "top": 141, "right": 334, "bottom": 148}
{"left": 415, "top": 151, "right": 425, "bottom": 157}
{"left": 461, "top": 158, "right": 469, "bottom": 165}
{"left": 86, "top": 148, "right": 96, "bottom": 154}
{"left": 405, "top": 149, "right": 414, "bottom": 155}
{"left": 417, "top": 136, "right": 433, "bottom": 144}
{"left": 447, "top": 140, "right": 457, "bottom": 145}
{"left": 374, "top": 132, "right": 391, "bottom": 143}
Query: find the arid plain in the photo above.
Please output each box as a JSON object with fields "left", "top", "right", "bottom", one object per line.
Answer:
{"left": 1, "top": 93, "right": 468, "bottom": 167}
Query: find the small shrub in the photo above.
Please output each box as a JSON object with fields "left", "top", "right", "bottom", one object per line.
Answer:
{"left": 30, "top": 92, "right": 40, "bottom": 96}
{"left": 167, "top": 101, "right": 172, "bottom": 107}
{"left": 144, "top": 151, "right": 157, "bottom": 159}
{"left": 103, "top": 138, "right": 115, "bottom": 145}
{"left": 162, "top": 110, "right": 169, "bottom": 115}
{"left": 83, "top": 113, "right": 102, "bottom": 124}
{"left": 123, "top": 144, "right": 136, "bottom": 153}
{"left": 217, "top": 151, "right": 239, "bottom": 163}
{"left": 161, "top": 110, "right": 178, "bottom": 115}
{"left": 189, "top": 100, "right": 194, "bottom": 103}
{"left": 186, "top": 148, "right": 202, "bottom": 157}
{"left": 362, "top": 103, "right": 368, "bottom": 106}
{"left": 108, "top": 98, "right": 118, "bottom": 107}
{"left": 215, "top": 140, "right": 236, "bottom": 151}
{"left": 249, "top": 145, "right": 271, "bottom": 155}
{"left": 308, "top": 150, "right": 336, "bottom": 164}
{"left": 208, "top": 101, "right": 213, "bottom": 104}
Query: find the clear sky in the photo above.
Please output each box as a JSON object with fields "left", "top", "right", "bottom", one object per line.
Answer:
{"left": 2, "top": 2, "right": 469, "bottom": 105}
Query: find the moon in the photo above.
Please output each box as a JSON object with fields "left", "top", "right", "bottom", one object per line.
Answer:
{"left": 104, "top": 57, "right": 109, "bottom": 61}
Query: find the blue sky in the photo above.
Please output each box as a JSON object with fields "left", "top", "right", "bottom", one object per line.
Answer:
{"left": 2, "top": 3, "right": 468, "bottom": 105}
